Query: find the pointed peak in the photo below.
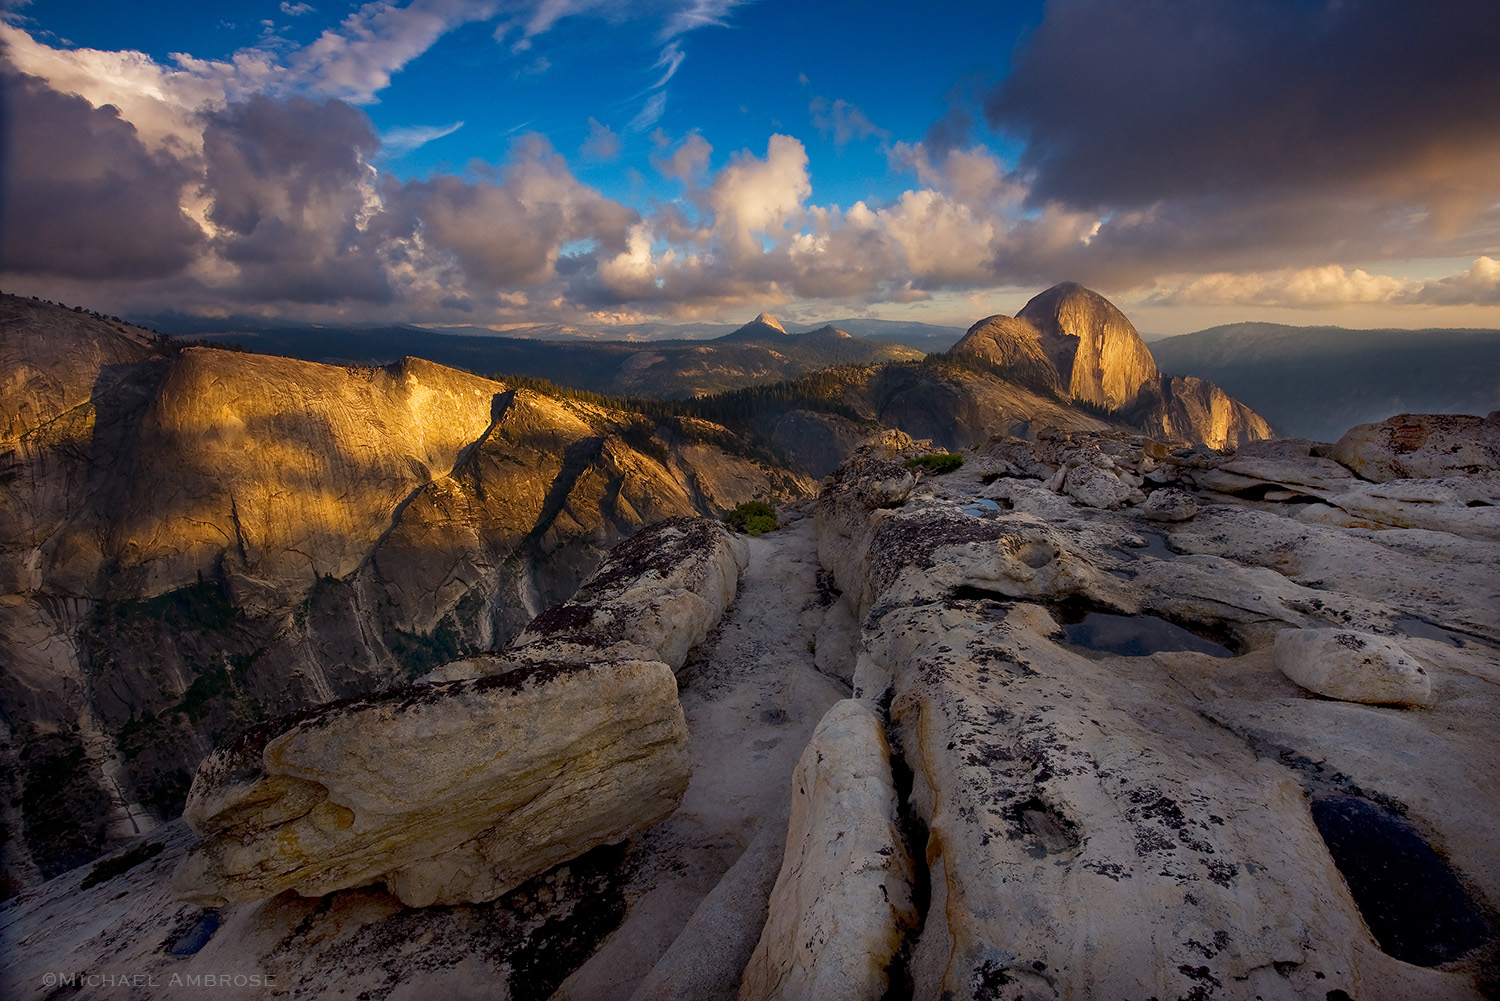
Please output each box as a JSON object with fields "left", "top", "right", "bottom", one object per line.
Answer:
{"left": 752, "top": 312, "right": 786, "bottom": 333}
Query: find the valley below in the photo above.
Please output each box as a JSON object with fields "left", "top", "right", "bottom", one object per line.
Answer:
{"left": 2, "top": 287, "right": 1498, "bottom": 999}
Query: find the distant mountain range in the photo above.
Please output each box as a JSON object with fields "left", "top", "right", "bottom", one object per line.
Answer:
{"left": 162, "top": 303, "right": 1500, "bottom": 444}
{"left": 1151, "top": 323, "right": 1500, "bottom": 441}
{"left": 185, "top": 314, "right": 928, "bottom": 399}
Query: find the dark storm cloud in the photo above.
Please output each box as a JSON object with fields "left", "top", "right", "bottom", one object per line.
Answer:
{"left": 984, "top": 0, "right": 1500, "bottom": 256}
{"left": 0, "top": 70, "right": 203, "bottom": 280}
{"left": 201, "top": 95, "right": 394, "bottom": 303}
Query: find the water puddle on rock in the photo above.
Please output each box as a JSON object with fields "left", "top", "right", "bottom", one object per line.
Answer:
{"left": 1311, "top": 795, "right": 1490, "bottom": 966}
{"left": 1056, "top": 609, "right": 1234, "bottom": 659}
{"left": 165, "top": 910, "right": 221, "bottom": 955}
{"left": 961, "top": 498, "right": 1005, "bottom": 517}
{"left": 1110, "top": 531, "right": 1177, "bottom": 561}
{"left": 1392, "top": 615, "right": 1499, "bottom": 651}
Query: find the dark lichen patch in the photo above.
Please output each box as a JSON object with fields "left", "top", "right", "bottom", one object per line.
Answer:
{"left": 524, "top": 601, "right": 599, "bottom": 637}
{"left": 1082, "top": 860, "right": 1131, "bottom": 881}
{"left": 1310, "top": 795, "right": 1490, "bottom": 966}
{"left": 868, "top": 513, "right": 1013, "bottom": 597}
{"left": 1185, "top": 930, "right": 1230, "bottom": 959}
{"left": 80, "top": 839, "right": 165, "bottom": 890}
{"left": 576, "top": 516, "right": 724, "bottom": 597}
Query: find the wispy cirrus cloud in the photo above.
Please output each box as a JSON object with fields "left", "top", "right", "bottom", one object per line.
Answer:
{"left": 381, "top": 120, "right": 466, "bottom": 154}
{"left": 809, "top": 97, "right": 888, "bottom": 149}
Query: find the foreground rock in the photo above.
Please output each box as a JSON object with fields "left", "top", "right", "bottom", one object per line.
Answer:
{"left": 511, "top": 517, "right": 748, "bottom": 671}
{"left": 1273, "top": 628, "right": 1433, "bottom": 707}
{"left": 1, "top": 514, "right": 842, "bottom": 1001}
{"left": 173, "top": 517, "right": 749, "bottom": 908}
{"left": 175, "top": 657, "right": 689, "bottom": 907}
{"left": 1332, "top": 412, "right": 1500, "bottom": 482}
{"left": 770, "top": 426, "right": 1500, "bottom": 999}
{"left": 739, "top": 700, "right": 916, "bottom": 1001}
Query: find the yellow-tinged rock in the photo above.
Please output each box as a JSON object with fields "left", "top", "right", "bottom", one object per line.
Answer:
{"left": 174, "top": 656, "right": 690, "bottom": 907}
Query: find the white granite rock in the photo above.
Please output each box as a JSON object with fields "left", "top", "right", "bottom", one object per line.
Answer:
{"left": 1061, "top": 461, "right": 1134, "bottom": 508}
{"left": 738, "top": 700, "right": 915, "bottom": 1001}
{"left": 1273, "top": 628, "right": 1433, "bottom": 707}
{"left": 513, "top": 516, "right": 749, "bottom": 671}
{"left": 174, "top": 656, "right": 691, "bottom": 907}
{"left": 1141, "top": 487, "right": 1199, "bottom": 521}
{"left": 1332, "top": 413, "right": 1500, "bottom": 482}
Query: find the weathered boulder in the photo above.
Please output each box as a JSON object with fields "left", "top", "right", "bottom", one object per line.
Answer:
{"left": 1332, "top": 413, "right": 1500, "bottom": 482}
{"left": 174, "top": 656, "right": 690, "bottom": 907}
{"left": 512, "top": 517, "right": 748, "bottom": 671}
{"left": 1061, "top": 461, "right": 1135, "bottom": 509}
{"left": 1141, "top": 486, "right": 1198, "bottom": 521}
{"left": 795, "top": 431, "right": 1496, "bottom": 998}
{"left": 738, "top": 699, "right": 915, "bottom": 1001}
{"left": 1273, "top": 628, "right": 1433, "bottom": 707}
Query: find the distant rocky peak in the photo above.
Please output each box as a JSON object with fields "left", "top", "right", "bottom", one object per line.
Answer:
{"left": 1016, "top": 281, "right": 1160, "bottom": 411}
{"left": 752, "top": 312, "right": 787, "bottom": 334}
{"left": 719, "top": 311, "right": 792, "bottom": 343}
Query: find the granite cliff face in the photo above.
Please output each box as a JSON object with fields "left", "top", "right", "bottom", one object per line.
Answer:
{"left": 950, "top": 283, "right": 1271, "bottom": 449}
{"left": 1015, "top": 281, "right": 1161, "bottom": 410}
{"left": 0, "top": 295, "right": 808, "bottom": 891}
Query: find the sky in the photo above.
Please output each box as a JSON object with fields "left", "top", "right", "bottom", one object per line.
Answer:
{"left": 1, "top": 0, "right": 1498, "bottom": 335}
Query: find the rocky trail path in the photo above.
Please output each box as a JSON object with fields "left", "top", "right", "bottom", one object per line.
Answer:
{"left": 556, "top": 503, "right": 847, "bottom": 1001}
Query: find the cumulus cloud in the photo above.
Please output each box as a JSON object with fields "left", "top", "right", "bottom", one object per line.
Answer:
{"left": 1411, "top": 257, "right": 1500, "bottom": 306}
{"left": 6, "top": 2, "right": 1497, "bottom": 327}
{"left": 201, "top": 96, "right": 391, "bottom": 303}
{"left": 0, "top": 22, "right": 276, "bottom": 152}
{"left": 389, "top": 134, "right": 637, "bottom": 290}
{"left": 653, "top": 131, "right": 713, "bottom": 185}
{"left": 703, "top": 134, "right": 812, "bottom": 260}
{"left": 0, "top": 70, "right": 204, "bottom": 279}
{"left": 1145, "top": 266, "right": 1409, "bottom": 308}
{"left": 580, "top": 117, "right": 621, "bottom": 161}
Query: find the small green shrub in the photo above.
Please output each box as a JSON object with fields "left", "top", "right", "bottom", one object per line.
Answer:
{"left": 905, "top": 453, "right": 964, "bottom": 474}
{"left": 725, "top": 500, "right": 777, "bottom": 536}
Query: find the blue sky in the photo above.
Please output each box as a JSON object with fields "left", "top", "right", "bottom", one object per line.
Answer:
{"left": 3, "top": 0, "right": 1498, "bottom": 333}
